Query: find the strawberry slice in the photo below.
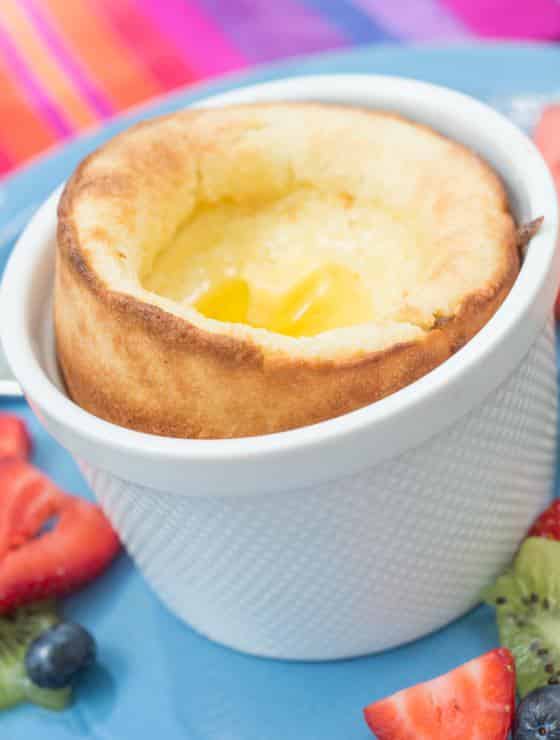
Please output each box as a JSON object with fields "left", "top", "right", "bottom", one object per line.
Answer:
{"left": 0, "top": 414, "right": 31, "bottom": 461}
{"left": 535, "top": 104, "right": 560, "bottom": 193}
{"left": 363, "top": 648, "right": 515, "bottom": 739}
{"left": 534, "top": 106, "right": 560, "bottom": 320}
{"left": 528, "top": 499, "right": 560, "bottom": 541}
{"left": 0, "top": 461, "right": 120, "bottom": 613}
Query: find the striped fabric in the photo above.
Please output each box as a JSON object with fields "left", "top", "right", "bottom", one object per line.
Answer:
{"left": 0, "top": 0, "right": 559, "bottom": 179}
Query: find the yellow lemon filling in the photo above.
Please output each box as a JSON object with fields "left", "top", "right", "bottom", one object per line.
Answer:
{"left": 141, "top": 188, "right": 422, "bottom": 337}
{"left": 193, "top": 265, "right": 373, "bottom": 337}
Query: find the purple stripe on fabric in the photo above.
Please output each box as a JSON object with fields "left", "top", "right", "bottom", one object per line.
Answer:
{"left": 20, "top": 0, "right": 113, "bottom": 117}
{"left": 196, "top": 0, "right": 348, "bottom": 64}
{"left": 0, "top": 24, "right": 72, "bottom": 137}
{"left": 354, "top": 0, "right": 472, "bottom": 40}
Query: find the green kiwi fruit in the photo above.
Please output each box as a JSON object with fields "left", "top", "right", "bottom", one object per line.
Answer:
{"left": 0, "top": 601, "right": 70, "bottom": 711}
{"left": 483, "top": 537, "right": 560, "bottom": 698}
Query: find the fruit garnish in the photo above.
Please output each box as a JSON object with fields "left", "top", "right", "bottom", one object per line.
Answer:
{"left": 529, "top": 500, "right": 560, "bottom": 541}
{"left": 25, "top": 622, "right": 95, "bottom": 690}
{"left": 0, "top": 460, "right": 120, "bottom": 613}
{"left": 484, "top": 537, "right": 560, "bottom": 698}
{"left": 535, "top": 105, "right": 560, "bottom": 200}
{"left": 363, "top": 648, "right": 515, "bottom": 739}
{"left": 534, "top": 105, "right": 560, "bottom": 319}
{"left": 514, "top": 685, "right": 560, "bottom": 739}
{"left": 0, "top": 601, "right": 70, "bottom": 711}
{"left": 0, "top": 414, "right": 31, "bottom": 461}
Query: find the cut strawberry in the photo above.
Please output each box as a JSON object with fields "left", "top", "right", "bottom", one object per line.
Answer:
{"left": 534, "top": 106, "right": 560, "bottom": 320}
{"left": 363, "top": 648, "right": 515, "bottom": 739}
{"left": 0, "top": 415, "right": 31, "bottom": 461}
{"left": 0, "top": 461, "right": 120, "bottom": 613}
{"left": 535, "top": 105, "right": 560, "bottom": 192}
{"left": 528, "top": 499, "right": 560, "bottom": 541}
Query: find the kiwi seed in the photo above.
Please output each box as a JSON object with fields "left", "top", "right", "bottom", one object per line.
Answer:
{"left": 483, "top": 538, "right": 560, "bottom": 698}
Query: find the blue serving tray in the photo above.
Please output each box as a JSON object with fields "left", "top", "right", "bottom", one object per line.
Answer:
{"left": 1, "top": 43, "right": 559, "bottom": 739}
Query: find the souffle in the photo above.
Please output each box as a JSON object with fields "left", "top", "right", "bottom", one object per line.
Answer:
{"left": 55, "top": 104, "right": 521, "bottom": 438}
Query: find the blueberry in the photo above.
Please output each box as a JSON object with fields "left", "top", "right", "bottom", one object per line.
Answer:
{"left": 25, "top": 622, "right": 96, "bottom": 689}
{"left": 515, "top": 686, "right": 560, "bottom": 739}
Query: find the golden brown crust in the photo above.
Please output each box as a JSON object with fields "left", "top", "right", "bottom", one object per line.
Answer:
{"left": 55, "top": 103, "right": 521, "bottom": 438}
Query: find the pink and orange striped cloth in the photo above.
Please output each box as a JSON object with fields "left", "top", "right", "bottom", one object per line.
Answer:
{"left": 1, "top": 0, "right": 559, "bottom": 180}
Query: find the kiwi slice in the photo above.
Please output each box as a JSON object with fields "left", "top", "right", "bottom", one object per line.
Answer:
{"left": 0, "top": 601, "right": 70, "bottom": 711}
{"left": 483, "top": 537, "right": 560, "bottom": 698}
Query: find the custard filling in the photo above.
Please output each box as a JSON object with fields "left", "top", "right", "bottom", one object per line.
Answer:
{"left": 193, "top": 265, "right": 373, "bottom": 338}
{"left": 141, "top": 188, "right": 425, "bottom": 337}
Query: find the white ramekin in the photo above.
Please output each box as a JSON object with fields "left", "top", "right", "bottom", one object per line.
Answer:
{"left": 2, "top": 76, "right": 559, "bottom": 660}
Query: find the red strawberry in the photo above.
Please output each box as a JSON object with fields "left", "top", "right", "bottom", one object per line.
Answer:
{"left": 363, "top": 648, "right": 515, "bottom": 740}
{"left": 535, "top": 105, "right": 560, "bottom": 191}
{"left": 0, "top": 460, "right": 120, "bottom": 612}
{"left": 0, "top": 414, "right": 31, "bottom": 461}
{"left": 534, "top": 106, "right": 560, "bottom": 320}
{"left": 528, "top": 499, "right": 560, "bottom": 540}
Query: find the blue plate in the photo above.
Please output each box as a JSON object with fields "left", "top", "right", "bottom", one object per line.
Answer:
{"left": 1, "top": 43, "right": 559, "bottom": 739}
